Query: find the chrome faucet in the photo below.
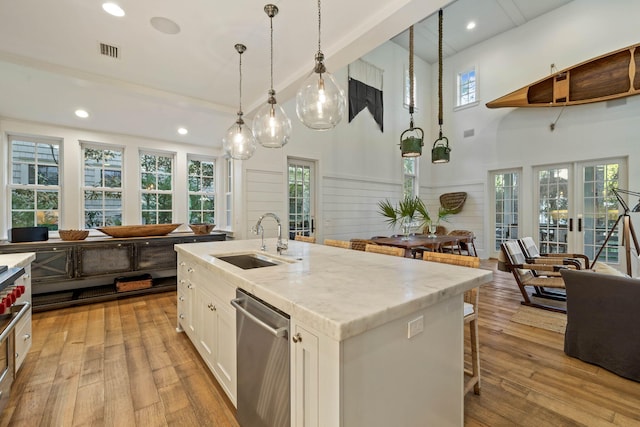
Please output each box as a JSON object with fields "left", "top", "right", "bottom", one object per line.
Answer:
{"left": 253, "top": 213, "right": 287, "bottom": 254}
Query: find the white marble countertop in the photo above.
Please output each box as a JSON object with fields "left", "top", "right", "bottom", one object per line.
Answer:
{"left": 0, "top": 252, "right": 36, "bottom": 268}
{"left": 175, "top": 239, "right": 492, "bottom": 341}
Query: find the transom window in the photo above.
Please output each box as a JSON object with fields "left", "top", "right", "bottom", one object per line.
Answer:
{"left": 82, "top": 144, "right": 123, "bottom": 228}
{"left": 187, "top": 157, "right": 215, "bottom": 224}
{"left": 457, "top": 67, "right": 477, "bottom": 107}
{"left": 140, "top": 151, "right": 174, "bottom": 224}
{"left": 8, "top": 135, "right": 61, "bottom": 231}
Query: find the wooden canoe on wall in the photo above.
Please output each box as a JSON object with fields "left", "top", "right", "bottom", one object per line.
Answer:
{"left": 486, "top": 43, "right": 640, "bottom": 108}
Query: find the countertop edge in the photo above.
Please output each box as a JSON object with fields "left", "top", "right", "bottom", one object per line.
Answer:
{"left": 175, "top": 240, "right": 493, "bottom": 341}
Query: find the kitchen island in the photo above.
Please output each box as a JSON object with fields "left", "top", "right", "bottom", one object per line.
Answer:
{"left": 175, "top": 238, "right": 492, "bottom": 427}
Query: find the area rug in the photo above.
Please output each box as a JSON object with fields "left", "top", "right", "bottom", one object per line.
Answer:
{"left": 510, "top": 305, "right": 567, "bottom": 333}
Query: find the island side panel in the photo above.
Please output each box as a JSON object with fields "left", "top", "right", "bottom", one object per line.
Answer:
{"left": 341, "top": 293, "right": 464, "bottom": 427}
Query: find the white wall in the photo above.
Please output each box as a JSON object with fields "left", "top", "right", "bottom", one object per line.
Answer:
{"left": 0, "top": 118, "right": 220, "bottom": 239}
{"left": 240, "top": 40, "right": 433, "bottom": 242}
{"left": 4, "top": 0, "right": 637, "bottom": 258}
{"left": 424, "top": 0, "right": 640, "bottom": 256}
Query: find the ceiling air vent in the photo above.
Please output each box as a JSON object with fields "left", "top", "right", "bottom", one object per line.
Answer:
{"left": 99, "top": 43, "right": 119, "bottom": 59}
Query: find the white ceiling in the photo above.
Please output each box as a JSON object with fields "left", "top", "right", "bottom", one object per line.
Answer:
{"left": 0, "top": 0, "right": 571, "bottom": 148}
{"left": 392, "top": 0, "right": 573, "bottom": 64}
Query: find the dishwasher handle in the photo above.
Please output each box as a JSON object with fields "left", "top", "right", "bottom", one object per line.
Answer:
{"left": 231, "top": 297, "right": 288, "bottom": 338}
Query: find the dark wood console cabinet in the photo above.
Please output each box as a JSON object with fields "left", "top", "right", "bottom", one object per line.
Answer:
{"left": 0, "top": 232, "right": 225, "bottom": 311}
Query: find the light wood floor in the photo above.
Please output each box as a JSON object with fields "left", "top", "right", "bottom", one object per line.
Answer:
{"left": 2, "top": 260, "right": 639, "bottom": 426}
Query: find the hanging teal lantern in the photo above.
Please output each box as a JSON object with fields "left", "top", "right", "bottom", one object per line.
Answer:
{"left": 399, "top": 25, "right": 424, "bottom": 158}
{"left": 400, "top": 125, "right": 424, "bottom": 157}
{"left": 432, "top": 131, "right": 450, "bottom": 163}
{"left": 431, "top": 9, "right": 451, "bottom": 165}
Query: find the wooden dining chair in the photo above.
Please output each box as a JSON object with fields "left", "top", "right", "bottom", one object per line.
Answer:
{"left": 324, "top": 239, "right": 351, "bottom": 249}
{"left": 442, "top": 230, "right": 477, "bottom": 256}
{"left": 364, "top": 244, "right": 405, "bottom": 257}
{"left": 422, "top": 251, "right": 481, "bottom": 395}
{"left": 294, "top": 235, "right": 316, "bottom": 243}
{"left": 349, "top": 238, "right": 375, "bottom": 251}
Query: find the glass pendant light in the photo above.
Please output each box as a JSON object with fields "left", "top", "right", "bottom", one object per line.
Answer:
{"left": 253, "top": 4, "right": 292, "bottom": 148}
{"left": 295, "top": 0, "right": 345, "bottom": 131}
{"left": 223, "top": 44, "right": 257, "bottom": 160}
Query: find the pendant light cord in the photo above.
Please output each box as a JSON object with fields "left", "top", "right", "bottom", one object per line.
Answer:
{"left": 269, "top": 14, "right": 274, "bottom": 91}
{"left": 438, "top": 9, "right": 443, "bottom": 130}
{"left": 317, "top": 0, "right": 322, "bottom": 54}
{"left": 238, "top": 48, "right": 243, "bottom": 114}
{"left": 409, "top": 25, "right": 415, "bottom": 117}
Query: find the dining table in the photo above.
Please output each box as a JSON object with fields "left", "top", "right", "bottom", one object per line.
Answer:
{"left": 372, "top": 234, "right": 461, "bottom": 258}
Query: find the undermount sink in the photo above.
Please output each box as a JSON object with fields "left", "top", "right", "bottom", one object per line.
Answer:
{"left": 216, "top": 253, "right": 282, "bottom": 270}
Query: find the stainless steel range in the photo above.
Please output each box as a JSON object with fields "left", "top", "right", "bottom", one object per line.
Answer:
{"left": 0, "top": 266, "right": 30, "bottom": 414}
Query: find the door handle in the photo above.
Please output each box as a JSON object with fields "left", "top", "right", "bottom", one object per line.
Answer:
{"left": 578, "top": 217, "right": 582, "bottom": 232}
{"left": 569, "top": 218, "right": 573, "bottom": 232}
{"left": 311, "top": 219, "right": 315, "bottom": 233}
{"left": 231, "top": 297, "right": 288, "bottom": 338}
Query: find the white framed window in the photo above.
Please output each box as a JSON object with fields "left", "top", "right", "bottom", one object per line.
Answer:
{"left": 8, "top": 134, "right": 61, "bottom": 231}
{"left": 187, "top": 156, "right": 215, "bottom": 224}
{"left": 403, "top": 66, "right": 418, "bottom": 110}
{"left": 140, "top": 151, "right": 174, "bottom": 224}
{"left": 225, "top": 158, "right": 233, "bottom": 229}
{"left": 82, "top": 143, "right": 123, "bottom": 228}
{"left": 456, "top": 66, "right": 478, "bottom": 108}
{"left": 403, "top": 157, "right": 418, "bottom": 199}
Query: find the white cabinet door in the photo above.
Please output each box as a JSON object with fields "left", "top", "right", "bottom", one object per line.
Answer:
{"left": 15, "top": 311, "right": 32, "bottom": 370}
{"left": 195, "top": 280, "right": 237, "bottom": 405}
{"left": 177, "top": 258, "right": 198, "bottom": 339}
{"left": 211, "top": 293, "right": 236, "bottom": 404}
{"left": 292, "top": 323, "right": 319, "bottom": 427}
{"left": 197, "top": 285, "right": 216, "bottom": 363}
{"left": 14, "top": 265, "right": 32, "bottom": 371}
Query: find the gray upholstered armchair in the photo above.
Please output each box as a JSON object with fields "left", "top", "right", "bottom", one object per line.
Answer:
{"left": 560, "top": 269, "right": 640, "bottom": 382}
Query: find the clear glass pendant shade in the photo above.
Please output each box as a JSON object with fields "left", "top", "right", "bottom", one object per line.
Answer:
{"left": 296, "top": 68, "right": 345, "bottom": 131}
{"left": 223, "top": 117, "right": 257, "bottom": 160}
{"left": 253, "top": 98, "right": 292, "bottom": 148}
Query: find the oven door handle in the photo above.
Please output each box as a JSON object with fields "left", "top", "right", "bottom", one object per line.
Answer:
{"left": 0, "top": 302, "right": 30, "bottom": 343}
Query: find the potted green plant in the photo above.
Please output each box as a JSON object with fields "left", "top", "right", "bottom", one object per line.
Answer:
{"left": 378, "top": 197, "right": 456, "bottom": 238}
{"left": 378, "top": 196, "right": 430, "bottom": 238}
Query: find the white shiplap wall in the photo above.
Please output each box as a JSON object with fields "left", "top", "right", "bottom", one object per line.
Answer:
{"left": 245, "top": 169, "right": 285, "bottom": 239}
{"left": 422, "top": 182, "right": 485, "bottom": 257}
{"left": 322, "top": 175, "right": 402, "bottom": 241}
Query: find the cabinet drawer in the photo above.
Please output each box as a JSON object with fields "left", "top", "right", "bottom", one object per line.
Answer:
{"left": 15, "top": 311, "right": 32, "bottom": 371}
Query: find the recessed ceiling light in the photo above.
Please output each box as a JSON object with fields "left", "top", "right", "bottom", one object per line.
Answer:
{"left": 466, "top": 21, "right": 476, "bottom": 30}
{"left": 75, "top": 109, "right": 89, "bottom": 118}
{"left": 102, "top": 3, "right": 125, "bottom": 17}
{"left": 178, "top": 127, "right": 188, "bottom": 135}
{"left": 150, "top": 17, "right": 181, "bottom": 35}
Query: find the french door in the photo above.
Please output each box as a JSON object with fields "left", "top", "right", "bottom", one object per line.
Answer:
{"left": 535, "top": 165, "right": 571, "bottom": 254}
{"left": 287, "top": 159, "right": 315, "bottom": 240}
{"left": 534, "top": 159, "right": 625, "bottom": 263}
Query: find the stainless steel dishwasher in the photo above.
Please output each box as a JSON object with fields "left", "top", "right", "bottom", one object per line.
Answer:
{"left": 231, "top": 288, "right": 290, "bottom": 427}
